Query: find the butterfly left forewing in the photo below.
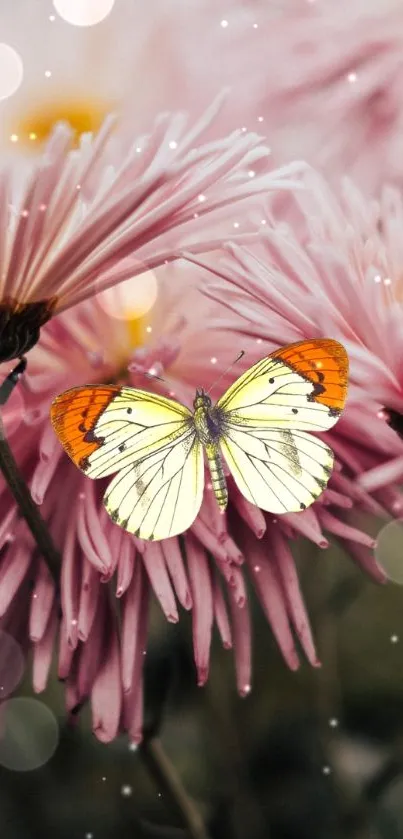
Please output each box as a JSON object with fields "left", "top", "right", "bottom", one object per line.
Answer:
{"left": 50, "top": 385, "right": 193, "bottom": 478}
{"left": 216, "top": 339, "right": 348, "bottom": 513}
{"left": 51, "top": 384, "right": 204, "bottom": 540}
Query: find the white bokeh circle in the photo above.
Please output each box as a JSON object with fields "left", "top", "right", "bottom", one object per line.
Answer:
{"left": 0, "top": 698, "right": 59, "bottom": 771}
{"left": 0, "top": 44, "right": 23, "bottom": 101}
{"left": 97, "top": 271, "right": 159, "bottom": 322}
{"left": 374, "top": 519, "right": 403, "bottom": 584}
{"left": 53, "top": 0, "right": 115, "bottom": 27}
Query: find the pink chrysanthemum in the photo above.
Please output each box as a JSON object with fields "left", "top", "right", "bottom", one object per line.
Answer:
{"left": 0, "top": 93, "right": 302, "bottom": 361}
{"left": 185, "top": 164, "right": 403, "bottom": 539}
{"left": 0, "top": 193, "right": 394, "bottom": 743}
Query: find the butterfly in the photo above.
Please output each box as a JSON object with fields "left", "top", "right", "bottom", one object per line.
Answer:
{"left": 50, "top": 338, "right": 348, "bottom": 541}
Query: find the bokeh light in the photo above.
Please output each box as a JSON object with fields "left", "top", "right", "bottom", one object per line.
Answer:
{"left": 0, "top": 632, "right": 25, "bottom": 699}
{"left": 374, "top": 519, "right": 403, "bottom": 584}
{"left": 0, "top": 44, "right": 23, "bottom": 101}
{"left": 0, "top": 698, "right": 59, "bottom": 771}
{"left": 53, "top": 0, "right": 115, "bottom": 27}
{"left": 97, "top": 271, "right": 159, "bottom": 322}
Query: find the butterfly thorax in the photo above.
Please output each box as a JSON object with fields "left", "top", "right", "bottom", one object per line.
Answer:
{"left": 193, "top": 389, "right": 228, "bottom": 511}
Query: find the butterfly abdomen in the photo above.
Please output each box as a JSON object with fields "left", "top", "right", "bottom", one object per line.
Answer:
{"left": 193, "top": 398, "right": 228, "bottom": 511}
{"left": 205, "top": 442, "right": 228, "bottom": 510}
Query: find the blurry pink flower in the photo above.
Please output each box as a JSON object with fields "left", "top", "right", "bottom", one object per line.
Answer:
{"left": 0, "top": 92, "right": 300, "bottom": 361}
{"left": 164, "top": 0, "right": 403, "bottom": 196}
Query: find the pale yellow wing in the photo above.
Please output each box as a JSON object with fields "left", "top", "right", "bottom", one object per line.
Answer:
{"left": 217, "top": 339, "right": 348, "bottom": 431}
{"left": 50, "top": 385, "right": 193, "bottom": 478}
{"left": 220, "top": 426, "right": 333, "bottom": 513}
{"left": 51, "top": 384, "right": 204, "bottom": 540}
{"left": 103, "top": 425, "right": 204, "bottom": 539}
{"left": 215, "top": 340, "right": 348, "bottom": 513}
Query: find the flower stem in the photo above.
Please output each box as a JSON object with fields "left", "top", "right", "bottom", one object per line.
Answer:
{"left": 0, "top": 414, "right": 60, "bottom": 583}
{"left": 140, "top": 736, "right": 211, "bottom": 839}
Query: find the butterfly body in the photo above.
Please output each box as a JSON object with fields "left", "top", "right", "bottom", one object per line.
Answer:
{"left": 51, "top": 339, "right": 349, "bottom": 541}
{"left": 193, "top": 388, "right": 228, "bottom": 510}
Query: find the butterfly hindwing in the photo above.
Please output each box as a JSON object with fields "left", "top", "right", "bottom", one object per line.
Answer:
{"left": 221, "top": 426, "right": 333, "bottom": 513}
{"left": 103, "top": 426, "right": 204, "bottom": 540}
{"left": 217, "top": 339, "right": 348, "bottom": 513}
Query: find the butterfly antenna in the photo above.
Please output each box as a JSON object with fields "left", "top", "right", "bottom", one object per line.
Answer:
{"left": 0, "top": 357, "right": 27, "bottom": 406}
{"left": 206, "top": 351, "right": 245, "bottom": 396}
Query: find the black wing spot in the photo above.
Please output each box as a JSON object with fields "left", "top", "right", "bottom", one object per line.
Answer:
{"left": 83, "top": 429, "right": 101, "bottom": 444}
{"left": 149, "top": 533, "right": 155, "bottom": 541}
{"left": 120, "top": 518, "right": 129, "bottom": 529}
{"left": 300, "top": 502, "right": 306, "bottom": 510}
{"left": 110, "top": 510, "right": 119, "bottom": 523}
{"left": 307, "top": 382, "right": 325, "bottom": 402}
{"left": 323, "top": 465, "right": 332, "bottom": 478}
{"left": 127, "top": 407, "right": 132, "bottom": 414}
{"left": 134, "top": 528, "right": 141, "bottom": 538}
{"left": 328, "top": 407, "right": 341, "bottom": 418}
{"left": 292, "top": 408, "right": 298, "bottom": 414}
{"left": 118, "top": 443, "right": 126, "bottom": 452}
{"left": 269, "top": 377, "right": 274, "bottom": 384}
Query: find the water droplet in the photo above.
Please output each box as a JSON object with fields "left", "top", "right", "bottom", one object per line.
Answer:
{"left": 121, "top": 784, "right": 132, "bottom": 797}
{"left": 347, "top": 72, "right": 357, "bottom": 83}
{"left": 391, "top": 634, "right": 399, "bottom": 643}
{"left": 329, "top": 718, "right": 339, "bottom": 728}
{"left": 322, "top": 765, "right": 331, "bottom": 775}
{"left": 374, "top": 520, "right": 403, "bottom": 584}
{"left": 210, "top": 357, "right": 217, "bottom": 364}
{"left": 198, "top": 194, "right": 206, "bottom": 203}
{"left": 0, "top": 698, "right": 59, "bottom": 770}
{"left": 254, "top": 565, "right": 261, "bottom": 573}
{"left": 168, "top": 141, "right": 177, "bottom": 149}
{"left": 128, "top": 742, "right": 138, "bottom": 752}
{"left": 220, "top": 19, "right": 229, "bottom": 28}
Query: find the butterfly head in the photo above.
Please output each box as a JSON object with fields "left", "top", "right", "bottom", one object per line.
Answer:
{"left": 193, "top": 388, "right": 212, "bottom": 410}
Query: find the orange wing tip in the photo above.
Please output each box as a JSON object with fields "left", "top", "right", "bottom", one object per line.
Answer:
{"left": 272, "top": 338, "right": 348, "bottom": 414}
{"left": 50, "top": 385, "right": 120, "bottom": 469}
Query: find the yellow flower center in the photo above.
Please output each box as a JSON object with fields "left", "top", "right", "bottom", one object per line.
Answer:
{"left": 10, "top": 96, "right": 115, "bottom": 147}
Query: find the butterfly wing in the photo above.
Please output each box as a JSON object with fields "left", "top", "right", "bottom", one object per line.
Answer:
{"left": 50, "top": 385, "right": 204, "bottom": 539}
{"left": 216, "top": 339, "right": 348, "bottom": 513}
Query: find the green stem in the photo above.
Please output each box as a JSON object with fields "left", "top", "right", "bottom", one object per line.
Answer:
{"left": 140, "top": 736, "right": 211, "bottom": 839}
{"left": 0, "top": 414, "right": 60, "bottom": 583}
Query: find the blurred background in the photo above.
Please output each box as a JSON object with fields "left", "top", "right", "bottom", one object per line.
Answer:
{"left": 2, "top": 1, "right": 403, "bottom": 838}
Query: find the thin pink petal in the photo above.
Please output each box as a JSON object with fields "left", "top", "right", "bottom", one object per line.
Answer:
{"left": 142, "top": 543, "right": 178, "bottom": 623}
{"left": 271, "top": 528, "right": 320, "bottom": 667}
{"left": 185, "top": 532, "right": 213, "bottom": 686}
{"left": 213, "top": 574, "right": 232, "bottom": 650}
{"left": 161, "top": 537, "right": 193, "bottom": 610}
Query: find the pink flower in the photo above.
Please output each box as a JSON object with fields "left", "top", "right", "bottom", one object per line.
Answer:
{"left": 162, "top": 0, "right": 403, "bottom": 196}
{"left": 2, "top": 169, "right": 396, "bottom": 742}
{"left": 0, "top": 264, "right": 335, "bottom": 743}
{"left": 186, "top": 162, "right": 403, "bottom": 528}
{"left": 0, "top": 92, "right": 302, "bottom": 361}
